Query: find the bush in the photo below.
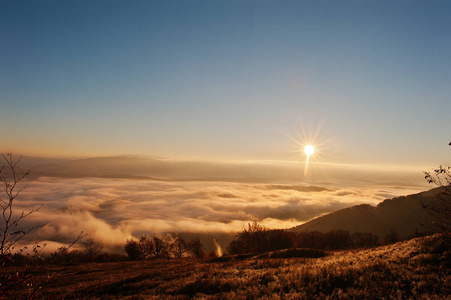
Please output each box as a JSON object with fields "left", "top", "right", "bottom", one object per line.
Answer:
{"left": 187, "top": 237, "right": 205, "bottom": 258}
{"left": 171, "top": 237, "right": 188, "bottom": 258}
{"left": 228, "top": 222, "right": 271, "bottom": 254}
{"left": 81, "top": 238, "right": 103, "bottom": 258}
{"left": 125, "top": 239, "right": 143, "bottom": 260}
{"left": 152, "top": 236, "right": 169, "bottom": 258}
{"left": 424, "top": 163, "right": 451, "bottom": 244}
{"left": 124, "top": 235, "right": 172, "bottom": 260}
{"left": 139, "top": 235, "right": 155, "bottom": 258}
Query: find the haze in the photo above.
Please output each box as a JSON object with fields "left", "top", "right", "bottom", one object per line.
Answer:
{"left": 9, "top": 156, "right": 427, "bottom": 252}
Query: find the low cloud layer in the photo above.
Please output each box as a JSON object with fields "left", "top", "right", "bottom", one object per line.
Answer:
{"left": 10, "top": 176, "right": 426, "bottom": 253}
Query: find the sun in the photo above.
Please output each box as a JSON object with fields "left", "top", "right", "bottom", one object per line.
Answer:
{"left": 282, "top": 122, "right": 331, "bottom": 177}
{"left": 304, "top": 145, "right": 315, "bottom": 156}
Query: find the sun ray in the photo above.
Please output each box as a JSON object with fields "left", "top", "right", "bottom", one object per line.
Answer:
{"left": 303, "top": 145, "right": 315, "bottom": 176}
{"left": 282, "top": 121, "right": 335, "bottom": 178}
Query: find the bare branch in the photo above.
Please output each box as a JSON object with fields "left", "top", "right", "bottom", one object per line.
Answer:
{"left": 423, "top": 144, "right": 451, "bottom": 244}
{"left": 0, "top": 153, "right": 45, "bottom": 257}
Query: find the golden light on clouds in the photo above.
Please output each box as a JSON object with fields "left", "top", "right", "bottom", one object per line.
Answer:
{"left": 15, "top": 176, "right": 424, "bottom": 253}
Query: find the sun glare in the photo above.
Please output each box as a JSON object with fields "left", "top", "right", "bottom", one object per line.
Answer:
{"left": 304, "top": 145, "right": 315, "bottom": 156}
{"left": 283, "top": 122, "right": 332, "bottom": 177}
{"left": 303, "top": 144, "right": 315, "bottom": 176}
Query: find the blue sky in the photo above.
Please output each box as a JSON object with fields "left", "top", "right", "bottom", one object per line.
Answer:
{"left": 1, "top": 0, "right": 450, "bottom": 167}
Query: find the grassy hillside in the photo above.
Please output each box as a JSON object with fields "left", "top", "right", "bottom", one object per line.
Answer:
{"left": 4, "top": 235, "right": 450, "bottom": 299}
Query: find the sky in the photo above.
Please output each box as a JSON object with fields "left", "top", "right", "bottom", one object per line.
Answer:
{"left": 1, "top": 0, "right": 451, "bottom": 167}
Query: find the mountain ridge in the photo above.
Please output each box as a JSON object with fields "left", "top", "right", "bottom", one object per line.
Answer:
{"left": 291, "top": 187, "right": 448, "bottom": 239}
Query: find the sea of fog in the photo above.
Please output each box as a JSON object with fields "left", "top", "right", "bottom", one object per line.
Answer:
{"left": 14, "top": 176, "right": 426, "bottom": 253}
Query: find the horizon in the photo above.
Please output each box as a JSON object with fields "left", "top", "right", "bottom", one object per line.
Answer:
{"left": 13, "top": 151, "right": 438, "bottom": 170}
{"left": 5, "top": 149, "right": 434, "bottom": 191}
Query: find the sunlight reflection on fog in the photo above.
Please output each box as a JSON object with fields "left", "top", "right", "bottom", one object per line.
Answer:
{"left": 15, "top": 177, "right": 425, "bottom": 252}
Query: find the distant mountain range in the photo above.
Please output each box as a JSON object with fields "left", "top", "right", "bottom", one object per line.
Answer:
{"left": 23, "top": 155, "right": 284, "bottom": 181}
{"left": 15, "top": 155, "right": 426, "bottom": 186}
{"left": 291, "top": 187, "right": 448, "bottom": 239}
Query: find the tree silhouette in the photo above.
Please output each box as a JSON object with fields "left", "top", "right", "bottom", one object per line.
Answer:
{"left": 152, "top": 237, "right": 168, "bottom": 258}
{"left": 423, "top": 143, "right": 451, "bottom": 243}
{"left": 228, "top": 222, "right": 270, "bottom": 254}
{"left": 124, "top": 239, "right": 142, "bottom": 260}
{"left": 81, "top": 238, "right": 103, "bottom": 258}
{"left": 171, "top": 237, "right": 188, "bottom": 258}
{"left": 187, "top": 237, "right": 205, "bottom": 258}
{"left": 0, "top": 153, "right": 44, "bottom": 259}
{"left": 383, "top": 230, "right": 400, "bottom": 245}
{"left": 139, "top": 235, "right": 155, "bottom": 259}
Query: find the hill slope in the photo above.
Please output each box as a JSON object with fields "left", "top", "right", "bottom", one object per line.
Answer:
{"left": 291, "top": 187, "right": 448, "bottom": 239}
{"left": 5, "top": 236, "right": 449, "bottom": 299}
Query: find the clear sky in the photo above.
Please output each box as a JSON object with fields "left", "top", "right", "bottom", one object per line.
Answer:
{"left": 1, "top": 0, "right": 450, "bottom": 167}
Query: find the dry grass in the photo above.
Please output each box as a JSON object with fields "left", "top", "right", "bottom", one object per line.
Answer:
{"left": 3, "top": 236, "right": 450, "bottom": 299}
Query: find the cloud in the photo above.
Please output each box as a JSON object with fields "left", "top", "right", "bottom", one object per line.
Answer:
{"left": 10, "top": 177, "right": 425, "bottom": 253}
{"left": 264, "top": 185, "right": 333, "bottom": 193}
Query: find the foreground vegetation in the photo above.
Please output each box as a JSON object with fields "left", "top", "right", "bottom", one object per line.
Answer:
{"left": 2, "top": 235, "right": 449, "bottom": 299}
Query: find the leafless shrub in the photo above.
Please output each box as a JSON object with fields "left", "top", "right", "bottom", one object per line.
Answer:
{"left": 171, "top": 237, "right": 188, "bottom": 258}
{"left": 138, "top": 235, "right": 155, "bottom": 259}
{"left": 81, "top": 238, "right": 103, "bottom": 258}
{"left": 187, "top": 237, "right": 205, "bottom": 258}
{"left": 0, "top": 153, "right": 45, "bottom": 259}
{"left": 152, "top": 236, "right": 169, "bottom": 258}
{"left": 0, "top": 153, "right": 87, "bottom": 297}
{"left": 48, "top": 232, "right": 86, "bottom": 265}
{"left": 125, "top": 235, "right": 172, "bottom": 260}
{"left": 228, "top": 222, "right": 270, "bottom": 254}
{"left": 423, "top": 143, "right": 451, "bottom": 244}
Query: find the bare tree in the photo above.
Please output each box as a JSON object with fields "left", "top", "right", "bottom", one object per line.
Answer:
{"left": 171, "top": 237, "right": 188, "bottom": 258}
{"left": 187, "top": 237, "right": 205, "bottom": 258}
{"left": 424, "top": 146, "right": 451, "bottom": 243}
{"left": 0, "top": 153, "right": 44, "bottom": 259}
{"left": 139, "top": 235, "right": 154, "bottom": 259}
{"left": 231, "top": 222, "right": 270, "bottom": 254}
{"left": 81, "top": 238, "right": 103, "bottom": 258}
{"left": 0, "top": 153, "right": 86, "bottom": 297}
{"left": 152, "top": 237, "right": 168, "bottom": 258}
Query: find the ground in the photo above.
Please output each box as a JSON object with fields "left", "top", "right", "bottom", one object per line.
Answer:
{"left": 3, "top": 236, "right": 450, "bottom": 299}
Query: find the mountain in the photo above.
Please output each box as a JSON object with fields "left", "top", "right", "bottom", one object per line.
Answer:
{"left": 24, "top": 155, "right": 308, "bottom": 181}
{"left": 291, "top": 187, "right": 449, "bottom": 239}
{"left": 16, "top": 154, "right": 426, "bottom": 185}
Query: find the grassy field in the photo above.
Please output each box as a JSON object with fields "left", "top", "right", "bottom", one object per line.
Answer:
{"left": 4, "top": 236, "right": 450, "bottom": 299}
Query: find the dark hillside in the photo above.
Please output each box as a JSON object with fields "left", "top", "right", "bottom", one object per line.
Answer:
{"left": 291, "top": 187, "right": 447, "bottom": 238}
